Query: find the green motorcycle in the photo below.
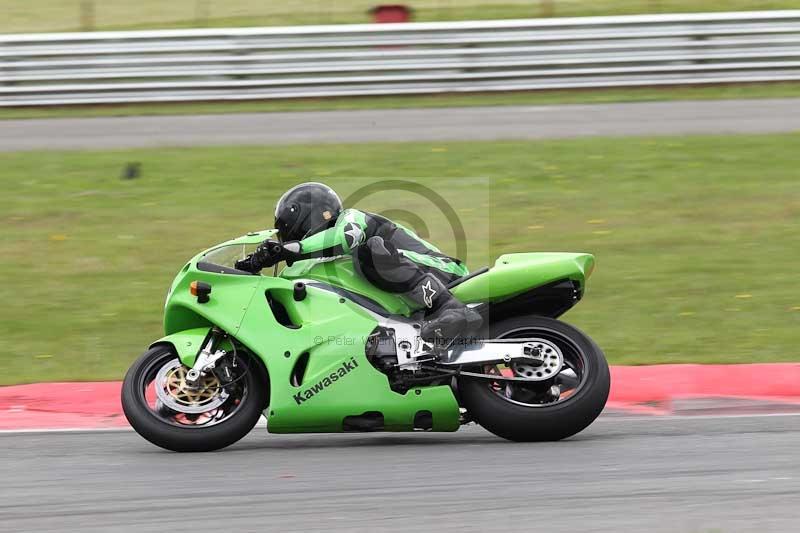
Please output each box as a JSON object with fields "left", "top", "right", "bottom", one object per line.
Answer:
{"left": 122, "top": 229, "right": 610, "bottom": 452}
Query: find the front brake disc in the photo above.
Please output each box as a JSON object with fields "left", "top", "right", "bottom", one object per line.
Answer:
{"left": 154, "top": 358, "right": 229, "bottom": 414}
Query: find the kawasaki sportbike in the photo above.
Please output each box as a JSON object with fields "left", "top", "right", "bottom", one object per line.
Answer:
{"left": 122, "top": 230, "right": 610, "bottom": 451}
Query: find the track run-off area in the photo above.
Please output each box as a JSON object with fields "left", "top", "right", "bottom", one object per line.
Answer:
{"left": 2, "top": 98, "right": 800, "bottom": 151}
{"left": 2, "top": 98, "right": 799, "bottom": 532}
{"left": 1, "top": 414, "right": 799, "bottom": 532}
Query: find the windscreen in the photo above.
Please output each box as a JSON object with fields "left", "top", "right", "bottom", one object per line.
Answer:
{"left": 200, "top": 243, "right": 260, "bottom": 272}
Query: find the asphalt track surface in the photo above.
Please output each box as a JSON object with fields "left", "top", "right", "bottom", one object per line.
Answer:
{"left": 2, "top": 414, "right": 799, "bottom": 532}
{"left": 2, "top": 98, "right": 800, "bottom": 151}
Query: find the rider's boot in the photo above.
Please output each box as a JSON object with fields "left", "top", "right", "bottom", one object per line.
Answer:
{"left": 405, "top": 274, "right": 482, "bottom": 350}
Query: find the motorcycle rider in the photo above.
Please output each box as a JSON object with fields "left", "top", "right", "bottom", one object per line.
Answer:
{"left": 236, "top": 182, "right": 482, "bottom": 345}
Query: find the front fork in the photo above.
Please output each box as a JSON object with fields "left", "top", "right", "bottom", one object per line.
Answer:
{"left": 185, "top": 327, "right": 231, "bottom": 387}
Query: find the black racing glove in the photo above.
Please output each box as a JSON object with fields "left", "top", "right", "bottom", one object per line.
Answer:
{"left": 234, "top": 254, "right": 259, "bottom": 273}
{"left": 235, "top": 239, "right": 303, "bottom": 273}
{"left": 234, "top": 239, "right": 279, "bottom": 273}
{"left": 252, "top": 239, "right": 284, "bottom": 270}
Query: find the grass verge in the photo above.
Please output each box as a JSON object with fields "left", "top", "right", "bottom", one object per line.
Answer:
{"left": 1, "top": 133, "right": 799, "bottom": 384}
{"left": 3, "top": 83, "right": 800, "bottom": 121}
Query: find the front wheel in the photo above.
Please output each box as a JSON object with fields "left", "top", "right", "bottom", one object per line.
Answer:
{"left": 121, "top": 345, "right": 268, "bottom": 452}
{"left": 459, "top": 315, "right": 610, "bottom": 442}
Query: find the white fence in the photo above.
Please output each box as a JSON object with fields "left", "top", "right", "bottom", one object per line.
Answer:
{"left": 1, "top": 10, "right": 799, "bottom": 106}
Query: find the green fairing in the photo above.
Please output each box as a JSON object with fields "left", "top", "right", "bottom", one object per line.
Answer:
{"left": 153, "top": 230, "right": 458, "bottom": 433}
{"left": 280, "top": 256, "right": 415, "bottom": 316}
{"left": 452, "top": 252, "right": 595, "bottom": 303}
{"left": 152, "top": 328, "right": 210, "bottom": 365}
{"left": 150, "top": 230, "right": 594, "bottom": 434}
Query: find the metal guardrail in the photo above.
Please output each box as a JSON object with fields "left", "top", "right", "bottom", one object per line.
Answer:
{"left": 1, "top": 11, "right": 800, "bottom": 107}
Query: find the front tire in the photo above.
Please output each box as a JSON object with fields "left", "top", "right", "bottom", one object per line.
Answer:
{"left": 459, "top": 315, "right": 610, "bottom": 442}
{"left": 122, "top": 345, "right": 268, "bottom": 452}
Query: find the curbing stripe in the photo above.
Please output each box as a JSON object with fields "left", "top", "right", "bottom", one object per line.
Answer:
{"left": 2, "top": 363, "right": 800, "bottom": 430}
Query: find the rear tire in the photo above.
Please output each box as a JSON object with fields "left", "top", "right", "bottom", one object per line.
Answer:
{"left": 122, "top": 345, "right": 268, "bottom": 452}
{"left": 459, "top": 315, "right": 609, "bottom": 442}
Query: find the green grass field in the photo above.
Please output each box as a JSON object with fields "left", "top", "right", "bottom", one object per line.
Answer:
{"left": 2, "top": 133, "right": 799, "bottom": 385}
{"left": 0, "top": 0, "right": 793, "bottom": 33}
{"left": 4, "top": 83, "right": 800, "bottom": 121}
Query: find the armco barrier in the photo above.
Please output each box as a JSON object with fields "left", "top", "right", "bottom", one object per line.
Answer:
{"left": 1, "top": 11, "right": 800, "bottom": 106}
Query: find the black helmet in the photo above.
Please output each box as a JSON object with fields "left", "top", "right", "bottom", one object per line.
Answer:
{"left": 275, "top": 182, "right": 342, "bottom": 241}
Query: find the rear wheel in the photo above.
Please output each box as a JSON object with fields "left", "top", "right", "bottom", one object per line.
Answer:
{"left": 121, "top": 345, "right": 268, "bottom": 452}
{"left": 459, "top": 315, "right": 609, "bottom": 441}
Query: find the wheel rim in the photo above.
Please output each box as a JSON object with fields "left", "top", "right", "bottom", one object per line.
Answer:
{"left": 482, "top": 326, "right": 589, "bottom": 408}
{"left": 138, "top": 352, "right": 249, "bottom": 428}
